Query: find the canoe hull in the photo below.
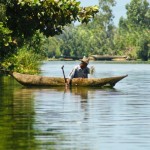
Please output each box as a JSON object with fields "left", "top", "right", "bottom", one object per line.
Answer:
{"left": 10, "top": 72, "right": 128, "bottom": 88}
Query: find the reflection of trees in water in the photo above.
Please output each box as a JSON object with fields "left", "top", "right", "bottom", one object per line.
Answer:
{"left": 0, "top": 77, "right": 62, "bottom": 150}
{"left": 0, "top": 76, "right": 14, "bottom": 150}
{"left": 0, "top": 76, "right": 119, "bottom": 150}
{"left": 13, "top": 87, "right": 66, "bottom": 149}
{"left": 0, "top": 76, "right": 39, "bottom": 150}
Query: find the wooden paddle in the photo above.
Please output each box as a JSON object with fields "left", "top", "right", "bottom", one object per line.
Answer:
{"left": 61, "top": 65, "right": 67, "bottom": 83}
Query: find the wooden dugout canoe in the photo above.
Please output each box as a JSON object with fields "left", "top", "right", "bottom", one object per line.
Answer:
{"left": 10, "top": 72, "right": 128, "bottom": 87}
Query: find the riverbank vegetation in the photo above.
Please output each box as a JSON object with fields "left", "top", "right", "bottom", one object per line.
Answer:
{"left": 46, "top": 0, "right": 150, "bottom": 61}
{"left": 0, "top": 0, "right": 149, "bottom": 73}
{"left": 0, "top": 0, "right": 98, "bottom": 73}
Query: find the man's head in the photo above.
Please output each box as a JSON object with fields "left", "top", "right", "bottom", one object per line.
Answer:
{"left": 80, "top": 56, "right": 89, "bottom": 69}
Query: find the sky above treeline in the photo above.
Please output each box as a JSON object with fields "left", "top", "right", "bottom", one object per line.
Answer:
{"left": 79, "top": 0, "right": 131, "bottom": 26}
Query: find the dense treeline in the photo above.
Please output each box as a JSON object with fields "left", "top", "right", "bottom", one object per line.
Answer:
{"left": 0, "top": 0, "right": 150, "bottom": 73}
{"left": 0, "top": 0, "right": 98, "bottom": 73}
{"left": 46, "top": 0, "right": 150, "bottom": 61}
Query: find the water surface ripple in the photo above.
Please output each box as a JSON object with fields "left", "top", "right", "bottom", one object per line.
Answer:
{"left": 0, "top": 61, "right": 150, "bottom": 150}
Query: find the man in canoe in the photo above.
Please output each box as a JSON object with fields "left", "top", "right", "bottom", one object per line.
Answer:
{"left": 66, "top": 56, "right": 90, "bottom": 87}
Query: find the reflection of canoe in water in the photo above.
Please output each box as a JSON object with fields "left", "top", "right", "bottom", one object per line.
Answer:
{"left": 10, "top": 72, "right": 128, "bottom": 88}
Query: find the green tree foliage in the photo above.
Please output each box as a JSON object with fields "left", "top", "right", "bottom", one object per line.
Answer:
{"left": 89, "top": 0, "right": 116, "bottom": 55}
{"left": 0, "top": 0, "right": 98, "bottom": 72}
{"left": 59, "top": 25, "right": 93, "bottom": 57}
{"left": 0, "top": 3, "right": 16, "bottom": 60}
{"left": 2, "top": 47, "right": 41, "bottom": 74}
{"left": 116, "top": 0, "right": 150, "bottom": 60}
{"left": 98, "top": 0, "right": 116, "bottom": 29}
{"left": 0, "top": 22, "right": 13, "bottom": 59}
{"left": 1, "top": 0, "right": 149, "bottom": 68}
{"left": 137, "top": 29, "right": 150, "bottom": 61}
{"left": 42, "top": 36, "right": 62, "bottom": 58}
{"left": 24, "top": 31, "right": 47, "bottom": 58}
{"left": 59, "top": 0, "right": 116, "bottom": 57}
{"left": 126, "top": 0, "right": 150, "bottom": 29}
{"left": 35, "top": 0, "right": 150, "bottom": 61}
{"left": 0, "top": 0, "right": 98, "bottom": 58}
{"left": 57, "top": 0, "right": 150, "bottom": 61}
{"left": 1, "top": 0, "right": 98, "bottom": 40}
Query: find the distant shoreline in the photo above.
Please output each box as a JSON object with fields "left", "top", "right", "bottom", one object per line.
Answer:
{"left": 47, "top": 58, "right": 150, "bottom": 64}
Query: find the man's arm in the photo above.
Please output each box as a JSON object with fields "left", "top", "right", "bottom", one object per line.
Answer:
{"left": 66, "top": 67, "right": 76, "bottom": 87}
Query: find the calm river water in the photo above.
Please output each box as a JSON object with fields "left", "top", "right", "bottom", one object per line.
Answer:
{"left": 0, "top": 61, "right": 150, "bottom": 150}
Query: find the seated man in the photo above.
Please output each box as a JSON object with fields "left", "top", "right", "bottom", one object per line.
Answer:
{"left": 66, "top": 56, "right": 90, "bottom": 86}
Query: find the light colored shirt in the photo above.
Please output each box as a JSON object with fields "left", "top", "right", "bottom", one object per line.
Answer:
{"left": 68, "top": 65, "right": 90, "bottom": 79}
